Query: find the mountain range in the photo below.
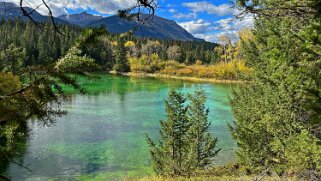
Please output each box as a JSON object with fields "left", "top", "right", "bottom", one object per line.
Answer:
{"left": 58, "top": 12, "right": 103, "bottom": 27}
{"left": 0, "top": 2, "right": 69, "bottom": 24}
{"left": 0, "top": 2, "right": 202, "bottom": 41}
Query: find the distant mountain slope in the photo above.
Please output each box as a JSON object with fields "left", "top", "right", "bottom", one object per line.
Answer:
{"left": 58, "top": 12, "right": 103, "bottom": 27}
{"left": 0, "top": 2, "right": 69, "bottom": 24}
{"left": 88, "top": 14, "right": 203, "bottom": 41}
{"left": 0, "top": 2, "right": 202, "bottom": 41}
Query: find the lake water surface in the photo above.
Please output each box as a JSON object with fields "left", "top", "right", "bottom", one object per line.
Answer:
{"left": 5, "top": 75, "right": 236, "bottom": 180}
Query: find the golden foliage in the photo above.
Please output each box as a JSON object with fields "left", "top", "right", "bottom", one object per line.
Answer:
{"left": 159, "top": 61, "right": 251, "bottom": 80}
{"left": 195, "top": 60, "right": 203, "bottom": 65}
{"left": 125, "top": 41, "right": 136, "bottom": 47}
{"left": 112, "top": 41, "right": 118, "bottom": 46}
{"left": 129, "top": 29, "right": 253, "bottom": 80}
{"left": 129, "top": 54, "right": 163, "bottom": 73}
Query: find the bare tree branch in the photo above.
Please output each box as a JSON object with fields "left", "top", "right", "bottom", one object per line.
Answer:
{"left": 41, "top": 0, "right": 63, "bottom": 34}
{"left": 19, "top": 0, "right": 39, "bottom": 26}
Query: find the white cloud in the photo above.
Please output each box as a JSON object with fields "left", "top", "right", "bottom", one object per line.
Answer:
{"left": 166, "top": 4, "right": 176, "bottom": 7}
{"left": 194, "top": 31, "right": 238, "bottom": 43}
{"left": 181, "top": 14, "right": 254, "bottom": 43}
{"left": 193, "top": 33, "right": 220, "bottom": 43}
{"left": 168, "top": 8, "right": 176, "bottom": 13}
{"left": 215, "top": 14, "right": 254, "bottom": 31}
{"left": 175, "top": 1, "right": 254, "bottom": 43}
{"left": 8, "top": 0, "right": 138, "bottom": 16}
{"left": 178, "top": 19, "right": 213, "bottom": 34}
{"left": 182, "top": 1, "right": 234, "bottom": 16}
{"left": 173, "top": 12, "right": 197, "bottom": 19}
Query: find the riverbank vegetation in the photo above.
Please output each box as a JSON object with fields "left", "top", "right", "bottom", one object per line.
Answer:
{"left": 127, "top": 30, "right": 252, "bottom": 80}
{"left": 0, "top": 18, "right": 251, "bottom": 82}
{"left": 129, "top": 56, "right": 250, "bottom": 80}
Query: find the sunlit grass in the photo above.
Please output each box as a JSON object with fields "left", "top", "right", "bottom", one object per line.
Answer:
{"left": 133, "top": 176, "right": 299, "bottom": 181}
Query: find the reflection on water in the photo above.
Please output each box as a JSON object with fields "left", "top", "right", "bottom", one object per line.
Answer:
{"left": 2, "top": 75, "right": 236, "bottom": 180}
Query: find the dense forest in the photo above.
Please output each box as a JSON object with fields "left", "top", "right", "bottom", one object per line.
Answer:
{"left": 0, "top": 19, "right": 220, "bottom": 69}
{"left": 0, "top": 19, "right": 250, "bottom": 81}
{"left": 0, "top": 19, "right": 79, "bottom": 67}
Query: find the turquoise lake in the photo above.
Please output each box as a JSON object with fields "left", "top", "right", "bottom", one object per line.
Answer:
{"left": 5, "top": 75, "right": 236, "bottom": 180}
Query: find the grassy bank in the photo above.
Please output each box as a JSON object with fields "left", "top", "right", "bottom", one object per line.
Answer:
{"left": 125, "top": 72, "right": 244, "bottom": 84}
{"left": 131, "top": 176, "right": 299, "bottom": 181}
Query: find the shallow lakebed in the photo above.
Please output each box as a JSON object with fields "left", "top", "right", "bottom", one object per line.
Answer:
{"left": 4, "top": 74, "right": 236, "bottom": 180}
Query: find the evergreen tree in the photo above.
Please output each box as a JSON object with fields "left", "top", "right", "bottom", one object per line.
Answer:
{"left": 0, "top": 29, "right": 104, "bottom": 177}
{"left": 37, "top": 26, "right": 50, "bottom": 65}
{"left": 146, "top": 89, "right": 190, "bottom": 176}
{"left": 188, "top": 90, "right": 220, "bottom": 170}
{"left": 0, "top": 43, "right": 26, "bottom": 74}
{"left": 113, "top": 37, "right": 130, "bottom": 73}
{"left": 230, "top": 0, "right": 321, "bottom": 177}
{"left": 0, "top": 20, "right": 80, "bottom": 67}
{"left": 147, "top": 89, "right": 220, "bottom": 176}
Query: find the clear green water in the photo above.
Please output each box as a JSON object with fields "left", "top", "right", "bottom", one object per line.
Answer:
{"left": 6, "top": 75, "right": 236, "bottom": 181}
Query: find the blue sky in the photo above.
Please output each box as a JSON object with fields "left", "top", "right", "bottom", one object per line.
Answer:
{"left": 8, "top": 0, "right": 253, "bottom": 42}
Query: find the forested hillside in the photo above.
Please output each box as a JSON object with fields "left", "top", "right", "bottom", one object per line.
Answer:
{"left": 0, "top": 19, "right": 220, "bottom": 71}
{"left": 0, "top": 19, "right": 80, "bottom": 66}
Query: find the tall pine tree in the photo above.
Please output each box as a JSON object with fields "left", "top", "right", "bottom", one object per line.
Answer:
{"left": 188, "top": 90, "right": 220, "bottom": 170}
{"left": 146, "top": 89, "right": 190, "bottom": 176}
{"left": 113, "top": 36, "right": 130, "bottom": 73}
{"left": 147, "top": 89, "right": 220, "bottom": 176}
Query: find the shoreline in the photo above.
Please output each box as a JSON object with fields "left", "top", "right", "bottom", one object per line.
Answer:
{"left": 124, "top": 72, "right": 244, "bottom": 84}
